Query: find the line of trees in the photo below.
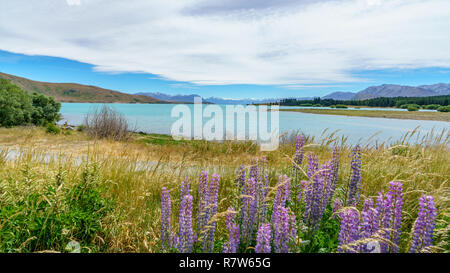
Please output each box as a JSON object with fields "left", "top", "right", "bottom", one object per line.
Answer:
{"left": 275, "top": 95, "right": 450, "bottom": 108}
{"left": 0, "top": 79, "right": 61, "bottom": 127}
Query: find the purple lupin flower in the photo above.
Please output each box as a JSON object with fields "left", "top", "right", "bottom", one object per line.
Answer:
{"left": 375, "top": 190, "right": 393, "bottom": 253}
{"left": 249, "top": 159, "right": 259, "bottom": 182}
{"left": 273, "top": 206, "right": 290, "bottom": 253}
{"left": 259, "top": 172, "right": 270, "bottom": 223}
{"left": 255, "top": 223, "right": 272, "bottom": 253}
{"left": 236, "top": 165, "right": 246, "bottom": 192}
{"left": 224, "top": 207, "right": 240, "bottom": 253}
{"left": 332, "top": 198, "right": 342, "bottom": 219}
{"left": 289, "top": 208, "right": 297, "bottom": 240}
{"left": 347, "top": 145, "right": 362, "bottom": 206}
{"left": 161, "top": 187, "right": 171, "bottom": 251}
{"left": 292, "top": 134, "right": 305, "bottom": 175}
{"left": 180, "top": 176, "right": 190, "bottom": 224}
{"left": 303, "top": 155, "right": 319, "bottom": 226}
{"left": 360, "top": 198, "right": 379, "bottom": 252}
{"left": 307, "top": 154, "right": 319, "bottom": 180}
{"left": 409, "top": 195, "right": 437, "bottom": 253}
{"left": 197, "top": 170, "right": 209, "bottom": 233}
{"left": 387, "top": 181, "right": 403, "bottom": 252}
{"left": 320, "top": 161, "right": 334, "bottom": 213}
{"left": 241, "top": 177, "right": 257, "bottom": 244}
{"left": 178, "top": 194, "right": 194, "bottom": 253}
{"left": 297, "top": 180, "right": 308, "bottom": 203}
{"left": 330, "top": 146, "right": 340, "bottom": 196}
{"left": 202, "top": 173, "right": 220, "bottom": 253}
{"left": 180, "top": 176, "right": 190, "bottom": 199}
{"left": 338, "top": 208, "right": 360, "bottom": 253}
{"left": 303, "top": 163, "right": 332, "bottom": 230}
{"left": 271, "top": 175, "right": 290, "bottom": 225}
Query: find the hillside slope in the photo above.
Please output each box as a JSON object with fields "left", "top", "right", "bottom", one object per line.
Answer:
{"left": 353, "top": 84, "right": 440, "bottom": 100}
{"left": 0, "top": 72, "right": 162, "bottom": 103}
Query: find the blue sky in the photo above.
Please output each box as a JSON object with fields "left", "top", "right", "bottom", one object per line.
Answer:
{"left": 1, "top": 50, "right": 449, "bottom": 99}
{"left": 1, "top": 0, "right": 449, "bottom": 99}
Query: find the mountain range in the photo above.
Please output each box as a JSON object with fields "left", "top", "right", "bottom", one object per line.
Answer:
{"left": 1, "top": 72, "right": 449, "bottom": 104}
{"left": 324, "top": 83, "right": 450, "bottom": 100}
{"left": 135, "top": 92, "right": 280, "bottom": 105}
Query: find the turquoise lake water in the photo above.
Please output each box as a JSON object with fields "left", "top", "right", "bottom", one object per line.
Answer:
{"left": 59, "top": 103, "right": 449, "bottom": 145}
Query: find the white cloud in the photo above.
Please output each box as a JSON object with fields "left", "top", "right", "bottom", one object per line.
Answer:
{"left": 0, "top": 0, "right": 449, "bottom": 85}
{"left": 66, "top": 0, "right": 81, "bottom": 6}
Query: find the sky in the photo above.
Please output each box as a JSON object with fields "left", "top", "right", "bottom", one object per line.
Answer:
{"left": 0, "top": 0, "right": 449, "bottom": 99}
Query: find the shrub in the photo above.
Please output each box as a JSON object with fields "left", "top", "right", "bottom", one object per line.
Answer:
{"left": 437, "top": 105, "right": 450, "bottom": 112}
{"left": 46, "top": 122, "right": 60, "bottom": 134}
{"left": 84, "top": 105, "right": 131, "bottom": 140}
{"left": 424, "top": 104, "right": 441, "bottom": 110}
{"left": 76, "top": 124, "right": 86, "bottom": 132}
{"left": 407, "top": 104, "right": 419, "bottom": 111}
{"left": 335, "top": 104, "right": 348, "bottom": 109}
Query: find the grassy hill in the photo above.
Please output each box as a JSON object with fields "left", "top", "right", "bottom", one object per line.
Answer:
{"left": 0, "top": 72, "right": 163, "bottom": 103}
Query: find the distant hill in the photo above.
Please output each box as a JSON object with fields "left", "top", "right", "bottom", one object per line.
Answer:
{"left": 418, "top": 83, "right": 450, "bottom": 96}
{"left": 322, "top": 83, "right": 450, "bottom": 101}
{"left": 322, "top": 92, "right": 356, "bottom": 100}
{"left": 0, "top": 72, "right": 163, "bottom": 103}
{"left": 352, "top": 84, "right": 439, "bottom": 100}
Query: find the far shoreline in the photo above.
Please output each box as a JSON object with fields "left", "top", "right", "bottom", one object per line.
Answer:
{"left": 278, "top": 108, "right": 450, "bottom": 122}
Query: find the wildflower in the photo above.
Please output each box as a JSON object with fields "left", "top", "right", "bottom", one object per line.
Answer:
{"left": 241, "top": 177, "right": 257, "bottom": 244}
{"left": 297, "top": 180, "right": 308, "bottom": 203}
{"left": 347, "top": 145, "right": 362, "bottom": 206}
{"left": 338, "top": 208, "right": 360, "bottom": 253}
{"left": 272, "top": 206, "right": 297, "bottom": 253}
{"left": 236, "top": 165, "right": 246, "bottom": 191}
{"left": 292, "top": 135, "right": 305, "bottom": 175}
{"left": 223, "top": 207, "right": 240, "bottom": 253}
{"left": 180, "top": 176, "right": 190, "bottom": 199}
{"left": 255, "top": 223, "right": 272, "bottom": 253}
{"left": 271, "top": 175, "right": 290, "bottom": 224}
{"left": 388, "top": 181, "right": 403, "bottom": 252}
{"left": 332, "top": 198, "right": 342, "bottom": 219}
{"left": 360, "top": 198, "right": 379, "bottom": 252}
{"left": 303, "top": 162, "right": 333, "bottom": 229}
{"left": 197, "top": 170, "right": 209, "bottom": 232}
{"left": 161, "top": 187, "right": 171, "bottom": 251}
{"left": 409, "top": 195, "right": 437, "bottom": 253}
{"left": 178, "top": 194, "right": 194, "bottom": 253}
{"left": 202, "top": 173, "right": 220, "bottom": 253}
{"left": 330, "top": 146, "right": 340, "bottom": 196}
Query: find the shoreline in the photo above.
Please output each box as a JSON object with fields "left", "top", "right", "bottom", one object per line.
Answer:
{"left": 279, "top": 108, "right": 450, "bottom": 122}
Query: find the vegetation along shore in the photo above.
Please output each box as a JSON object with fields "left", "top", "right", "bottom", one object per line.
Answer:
{"left": 279, "top": 108, "right": 450, "bottom": 122}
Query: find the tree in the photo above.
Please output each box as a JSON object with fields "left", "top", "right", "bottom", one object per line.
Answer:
{"left": 31, "top": 93, "right": 61, "bottom": 126}
{"left": 0, "top": 79, "right": 61, "bottom": 127}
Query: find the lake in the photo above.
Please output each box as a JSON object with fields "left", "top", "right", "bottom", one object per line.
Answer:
{"left": 59, "top": 103, "right": 449, "bottom": 145}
